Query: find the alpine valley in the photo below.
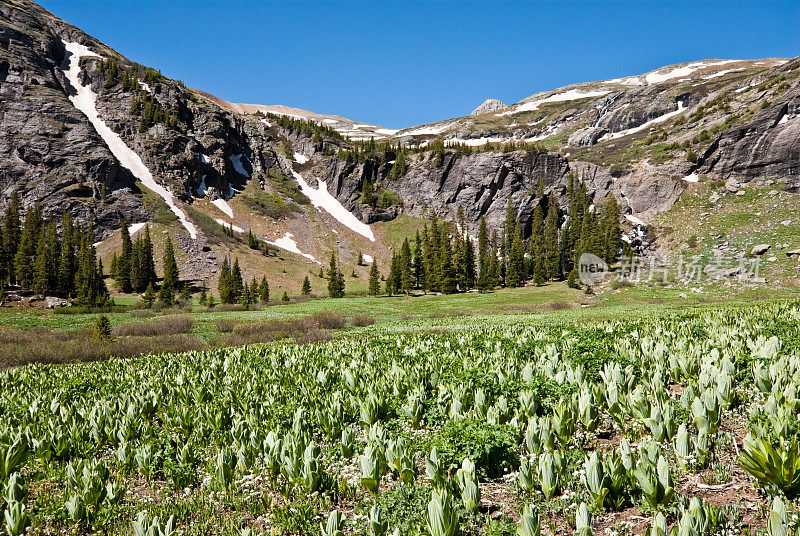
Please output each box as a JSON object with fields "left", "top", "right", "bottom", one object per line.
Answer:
{"left": 1, "top": 0, "right": 799, "bottom": 297}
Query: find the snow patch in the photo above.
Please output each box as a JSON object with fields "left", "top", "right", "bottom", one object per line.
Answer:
{"left": 644, "top": 60, "right": 738, "bottom": 84}
{"left": 497, "top": 89, "right": 610, "bottom": 117}
{"left": 128, "top": 222, "right": 147, "bottom": 236}
{"left": 265, "top": 232, "right": 320, "bottom": 263}
{"left": 626, "top": 214, "right": 646, "bottom": 226}
{"left": 229, "top": 154, "right": 250, "bottom": 177}
{"left": 214, "top": 219, "right": 244, "bottom": 233}
{"left": 138, "top": 81, "right": 151, "bottom": 93}
{"left": 293, "top": 152, "right": 309, "bottom": 164}
{"left": 374, "top": 128, "right": 400, "bottom": 135}
{"left": 683, "top": 173, "right": 699, "bottom": 183}
{"left": 702, "top": 68, "right": 744, "bottom": 80}
{"left": 600, "top": 101, "right": 686, "bottom": 141}
{"left": 212, "top": 198, "right": 234, "bottom": 218}
{"left": 60, "top": 41, "right": 197, "bottom": 239}
{"left": 400, "top": 123, "right": 452, "bottom": 136}
{"left": 362, "top": 254, "right": 374, "bottom": 264}
{"left": 201, "top": 154, "right": 210, "bottom": 164}
{"left": 290, "top": 169, "right": 375, "bottom": 241}
{"left": 196, "top": 175, "right": 208, "bottom": 197}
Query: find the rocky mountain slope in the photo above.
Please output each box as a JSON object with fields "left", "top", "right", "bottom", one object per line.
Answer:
{"left": 2, "top": 0, "right": 799, "bottom": 288}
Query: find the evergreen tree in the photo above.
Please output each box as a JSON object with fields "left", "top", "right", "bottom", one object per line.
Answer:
{"left": 327, "top": 253, "right": 345, "bottom": 298}
{"left": 301, "top": 275, "right": 311, "bottom": 296}
{"left": 386, "top": 251, "right": 399, "bottom": 296}
{"left": 58, "top": 211, "right": 75, "bottom": 297}
{"left": 400, "top": 238, "right": 413, "bottom": 294}
{"left": 412, "top": 232, "right": 424, "bottom": 290}
{"left": 218, "top": 258, "right": 237, "bottom": 304}
{"left": 158, "top": 236, "right": 178, "bottom": 306}
{"left": 14, "top": 202, "right": 42, "bottom": 289}
{"left": 463, "top": 236, "right": 476, "bottom": 289}
{"left": 357, "top": 251, "right": 364, "bottom": 266}
{"left": 477, "top": 216, "right": 491, "bottom": 291}
{"left": 544, "top": 195, "right": 561, "bottom": 280}
{"left": 368, "top": 260, "right": 380, "bottom": 296}
{"left": 116, "top": 220, "right": 133, "bottom": 292}
{"left": 259, "top": 276, "right": 269, "bottom": 303}
{"left": 601, "top": 195, "right": 622, "bottom": 264}
{"left": 143, "top": 282, "right": 156, "bottom": 308}
{"left": 506, "top": 221, "right": 525, "bottom": 288}
{"left": 141, "top": 225, "right": 157, "bottom": 290}
{"left": 3, "top": 192, "right": 21, "bottom": 285}
{"left": 231, "top": 258, "right": 244, "bottom": 301}
{"left": 33, "top": 220, "right": 59, "bottom": 295}
{"left": 0, "top": 225, "right": 5, "bottom": 286}
{"left": 199, "top": 281, "right": 207, "bottom": 306}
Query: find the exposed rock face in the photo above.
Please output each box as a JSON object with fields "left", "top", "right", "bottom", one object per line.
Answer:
{"left": 470, "top": 98, "right": 507, "bottom": 116}
{"left": 697, "top": 71, "right": 800, "bottom": 187}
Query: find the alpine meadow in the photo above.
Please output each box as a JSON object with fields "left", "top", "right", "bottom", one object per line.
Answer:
{"left": 1, "top": 1, "right": 800, "bottom": 535}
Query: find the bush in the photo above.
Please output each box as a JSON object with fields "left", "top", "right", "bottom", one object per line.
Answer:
{"left": 609, "top": 278, "right": 634, "bottom": 290}
{"left": 311, "top": 311, "right": 347, "bottom": 329}
{"left": 215, "top": 319, "right": 239, "bottom": 333}
{"left": 129, "top": 309, "right": 156, "bottom": 318}
{"left": 94, "top": 315, "right": 112, "bottom": 340}
{"left": 432, "top": 419, "right": 520, "bottom": 479}
{"left": 112, "top": 315, "right": 193, "bottom": 337}
{"left": 222, "top": 317, "right": 330, "bottom": 346}
{"left": 567, "top": 269, "right": 581, "bottom": 289}
{"left": 377, "top": 189, "right": 404, "bottom": 209}
{"left": 351, "top": 314, "right": 376, "bottom": 327}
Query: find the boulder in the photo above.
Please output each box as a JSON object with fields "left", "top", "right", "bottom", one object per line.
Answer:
{"left": 44, "top": 296, "right": 71, "bottom": 309}
{"left": 751, "top": 244, "right": 771, "bottom": 255}
{"left": 709, "top": 193, "right": 721, "bottom": 203}
{"left": 725, "top": 178, "right": 741, "bottom": 192}
{"left": 469, "top": 98, "right": 507, "bottom": 116}
{"left": 786, "top": 249, "right": 800, "bottom": 258}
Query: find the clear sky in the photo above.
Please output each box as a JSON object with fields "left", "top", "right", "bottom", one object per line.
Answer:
{"left": 39, "top": 0, "right": 800, "bottom": 129}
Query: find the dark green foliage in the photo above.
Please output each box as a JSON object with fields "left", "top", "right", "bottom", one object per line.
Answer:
{"left": 301, "top": 275, "right": 311, "bottom": 296}
{"left": 327, "top": 253, "right": 345, "bottom": 298}
{"left": 259, "top": 276, "right": 269, "bottom": 303}
{"left": 368, "top": 260, "right": 381, "bottom": 296}
{"left": 433, "top": 419, "right": 520, "bottom": 479}
{"left": 93, "top": 315, "right": 112, "bottom": 340}
{"left": 218, "top": 257, "right": 244, "bottom": 304}
{"left": 567, "top": 269, "right": 581, "bottom": 289}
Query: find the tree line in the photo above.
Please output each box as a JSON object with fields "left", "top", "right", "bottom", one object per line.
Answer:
{"left": 0, "top": 193, "right": 109, "bottom": 306}
{"left": 355, "top": 174, "right": 623, "bottom": 297}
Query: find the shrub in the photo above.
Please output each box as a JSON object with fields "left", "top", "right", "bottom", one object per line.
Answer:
{"left": 112, "top": 315, "right": 193, "bottom": 337}
{"left": 94, "top": 315, "right": 112, "bottom": 340}
{"left": 432, "top": 419, "right": 520, "bottom": 479}
{"left": 351, "top": 314, "right": 376, "bottom": 327}
{"left": 567, "top": 269, "right": 581, "bottom": 289}
{"left": 377, "top": 189, "right": 404, "bottom": 209}
{"left": 222, "top": 317, "right": 330, "bottom": 346}
{"left": 312, "top": 311, "right": 347, "bottom": 329}
{"left": 215, "top": 319, "right": 239, "bottom": 333}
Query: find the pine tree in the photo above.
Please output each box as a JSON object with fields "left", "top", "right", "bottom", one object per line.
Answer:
{"left": 301, "top": 275, "right": 311, "bottom": 296}
{"left": 544, "top": 195, "right": 561, "bottom": 280}
{"left": 368, "top": 260, "right": 380, "bottom": 296}
{"left": 231, "top": 258, "right": 244, "bottom": 301}
{"left": 477, "top": 216, "right": 491, "bottom": 291}
{"left": 158, "top": 236, "right": 178, "bottom": 306}
{"left": 463, "top": 236, "right": 476, "bottom": 290}
{"left": 218, "top": 258, "right": 235, "bottom": 304}
{"left": 33, "top": 220, "right": 59, "bottom": 295}
{"left": 199, "top": 281, "right": 207, "bottom": 306}
{"left": 117, "top": 220, "right": 133, "bottom": 292}
{"left": 58, "top": 211, "right": 75, "bottom": 297}
{"left": 412, "top": 232, "right": 424, "bottom": 290}
{"left": 259, "top": 276, "right": 269, "bottom": 303}
{"left": 281, "top": 291, "right": 290, "bottom": 302}
{"left": 14, "top": 202, "right": 42, "bottom": 289}
{"left": 400, "top": 238, "right": 413, "bottom": 294}
{"left": 143, "top": 282, "right": 156, "bottom": 307}
{"left": 141, "top": 225, "right": 157, "bottom": 290}
{"left": 357, "top": 251, "right": 364, "bottom": 266}
{"left": 3, "top": 192, "right": 21, "bottom": 285}
{"left": 601, "top": 195, "right": 622, "bottom": 264}
{"left": 506, "top": 221, "right": 525, "bottom": 288}
{"left": 327, "top": 253, "right": 345, "bottom": 298}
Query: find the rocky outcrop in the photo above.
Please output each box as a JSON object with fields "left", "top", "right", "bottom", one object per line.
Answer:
{"left": 470, "top": 98, "right": 507, "bottom": 116}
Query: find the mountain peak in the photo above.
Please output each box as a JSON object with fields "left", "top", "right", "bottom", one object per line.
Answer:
{"left": 470, "top": 98, "right": 507, "bottom": 116}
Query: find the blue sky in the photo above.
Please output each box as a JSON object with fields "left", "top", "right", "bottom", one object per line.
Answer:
{"left": 40, "top": 1, "right": 800, "bottom": 129}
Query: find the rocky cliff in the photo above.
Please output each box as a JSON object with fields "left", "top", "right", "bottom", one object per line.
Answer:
{"left": 2, "top": 0, "right": 799, "bottom": 283}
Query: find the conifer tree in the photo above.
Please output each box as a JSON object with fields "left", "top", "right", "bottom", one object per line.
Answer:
{"left": 161, "top": 235, "right": 179, "bottom": 291}
{"left": 199, "top": 281, "right": 207, "bottom": 306}
{"left": 327, "top": 253, "right": 345, "bottom": 298}
{"left": 143, "top": 282, "right": 156, "bottom": 307}
{"left": 33, "top": 220, "right": 59, "bottom": 295}
{"left": 117, "top": 220, "right": 133, "bottom": 292}
{"left": 368, "top": 260, "right": 380, "bottom": 296}
{"left": 14, "top": 202, "right": 42, "bottom": 289}
{"left": 506, "top": 221, "right": 525, "bottom": 287}
{"left": 477, "top": 216, "right": 491, "bottom": 291}
{"left": 259, "top": 276, "right": 269, "bottom": 303}
{"left": 357, "top": 251, "right": 364, "bottom": 266}
{"left": 3, "top": 192, "right": 21, "bottom": 285}
{"left": 231, "top": 258, "right": 244, "bottom": 301}
{"left": 412, "top": 232, "right": 424, "bottom": 289}
{"left": 400, "top": 238, "right": 413, "bottom": 294}
{"left": 544, "top": 195, "right": 561, "bottom": 280}
{"left": 601, "top": 195, "right": 622, "bottom": 264}
{"left": 463, "top": 236, "right": 476, "bottom": 290}
{"left": 301, "top": 275, "right": 311, "bottom": 296}
{"left": 58, "top": 211, "right": 75, "bottom": 296}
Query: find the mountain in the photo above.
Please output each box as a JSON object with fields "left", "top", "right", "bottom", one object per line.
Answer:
{"left": 470, "top": 98, "right": 507, "bottom": 116}
{"left": 2, "top": 0, "right": 799, "bottom": 291}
